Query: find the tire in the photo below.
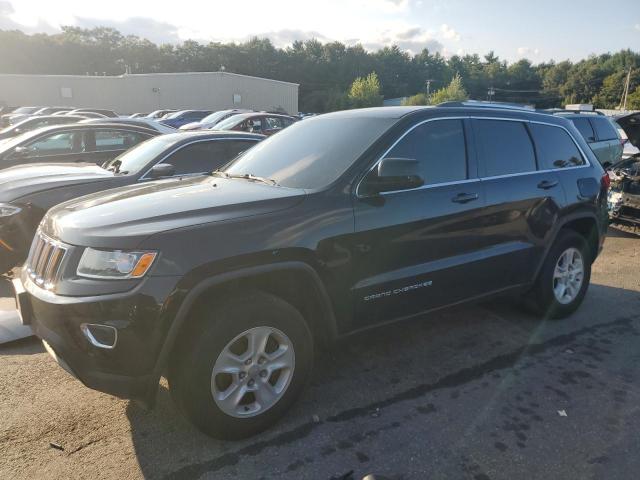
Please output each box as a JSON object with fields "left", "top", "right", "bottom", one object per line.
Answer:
{"left": 168, "top": 291, "right": 314, "bottom": 440}
{"left": 527, "top": 229, "right": 592, "bottom": 319}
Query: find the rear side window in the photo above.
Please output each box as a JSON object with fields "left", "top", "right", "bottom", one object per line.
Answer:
{"left": 474, "top": 120, "right": 536, "bottom": 177}
{"left": 91, "top": 130, "right": 149, "bottom": 152}
{"left": 591, "top": 117, "right": 618, "bottom": 141}
{"left": 529, "top": 124, "right": 585, "bottom": 169}
{"left": 570, "top": 118, "right": 596, "bottom": 142}
{"left": 384, "top": 119, "right": 467, "bottom": 185}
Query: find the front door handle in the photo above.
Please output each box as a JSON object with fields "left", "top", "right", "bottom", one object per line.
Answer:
{"left": 452, "top": 192, "right": 479, "bottom": 204}
{"left": 537, "top": 179, "right": 559, "bottom": 190}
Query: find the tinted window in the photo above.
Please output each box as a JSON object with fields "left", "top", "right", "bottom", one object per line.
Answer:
{"left": 383, "top": 119, "right": 467, "bottom": 185}
{"left": 591, "top": 117, "right": 618, "bottom": 141}
{"left": 529, "top": 124, "right": 585, "bottom": 169}
{"left": 475, "top": 120, "right": 536, "bottom": 176}
{"left": 223, "top": 115, "right": 396, "bottom": 189}
{"left": 107, "top": 135, "right": 176, "bottom": 174}
{"left": 570, "top": 118, "right": 596, "bottom": 142}
{"left": 91, "top": 130, "right": 148, "bottom": 152}
{"left": 165, "top": 140, "right": 257, "bottom": 175}
{"left": 24, "top": 131, "right": 82, "bottom": 156}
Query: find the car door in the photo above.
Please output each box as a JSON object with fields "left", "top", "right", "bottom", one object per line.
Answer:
{"left": 474, "top": 118, "right": 567, "bottom": 289}
{"left": 83, "top": 129, "right": 152, "bottom": 166}
{"left": 142, "top": 138, "right": 260, "bottom": 179}
{"left": 350, "top": 118, "right": 490, "bottom": 329}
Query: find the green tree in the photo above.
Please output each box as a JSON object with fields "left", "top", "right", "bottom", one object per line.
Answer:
{"left": 402, "top": 93, "right": 429, "bottom": 106}
{"left": 429, "top": 73, "right": 468, "bottom": 104}
{"left": 347, "top": 72, "right": 383, "bottom": 108}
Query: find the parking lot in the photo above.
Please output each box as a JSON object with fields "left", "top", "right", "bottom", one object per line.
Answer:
{"left": 0, "top": 227, "right": 636, "bottom": 480}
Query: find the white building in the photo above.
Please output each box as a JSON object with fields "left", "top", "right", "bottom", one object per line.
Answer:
{"left": 0, "top": 71, "right": 299, "bottom": 115}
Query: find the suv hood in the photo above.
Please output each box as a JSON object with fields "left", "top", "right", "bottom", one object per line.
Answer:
{"left": 42, "top": 175, "right": 306, "bottom": 248}
{"left": 0, "top": 163, "right": 114, "bottom": 202}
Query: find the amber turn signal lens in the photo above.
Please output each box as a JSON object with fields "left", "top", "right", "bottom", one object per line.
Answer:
{"left": 131, "top": 252, "right": 157, "bottom": 277}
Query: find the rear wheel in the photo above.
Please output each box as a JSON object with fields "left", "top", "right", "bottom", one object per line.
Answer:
{"left": 168, "top": 291, "right": 313, "bottom": 439}
{"left": 526, "top": 229, "right": 591, "bottom": 319}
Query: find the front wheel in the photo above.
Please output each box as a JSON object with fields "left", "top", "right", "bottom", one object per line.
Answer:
{"left": 168, "top": 291, "right": 314, "bottom": 439}
{"left": 527, "top": 230, "right": 592, "bottom": 319}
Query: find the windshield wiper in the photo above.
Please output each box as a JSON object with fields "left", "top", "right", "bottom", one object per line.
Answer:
{"left": 212, "top": 171, "right": 278, "bottom": 186}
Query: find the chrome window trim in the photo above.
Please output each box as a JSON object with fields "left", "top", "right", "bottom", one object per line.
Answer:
{"left": 355, "top": 115, "right": 592, "bottom": 198}
{"left": 138, "top": 137, "right": 260, "bottom": 181}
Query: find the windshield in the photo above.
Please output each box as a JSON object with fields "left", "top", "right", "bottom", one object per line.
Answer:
{"left": 105, "top": 135, "right": 177, "bottom": 174}
{"left": 11, "top": 107, "right": 40, "bottom": 114}
{"left": 221, "top": 115, "right": 397, "bottom": 189}
{"left": 165, "top": 111, "right": 188, "bottom": 119}
{"left": 215, "top": 115, "right": 247, "bottom": 131}
{"left": 200, "top": 110, "right": 231, "bottom": 125}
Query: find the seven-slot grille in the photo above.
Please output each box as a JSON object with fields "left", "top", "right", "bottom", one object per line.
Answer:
{"left": 26, "top": 231, "right": 68, "bottom": 290}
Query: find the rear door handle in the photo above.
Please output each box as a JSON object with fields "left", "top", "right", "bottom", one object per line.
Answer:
{"left": 452, "top": 192, "right": 479, "bottom": 204}
{"left": 537, "top": 179, "right": 559, "bottom": 190}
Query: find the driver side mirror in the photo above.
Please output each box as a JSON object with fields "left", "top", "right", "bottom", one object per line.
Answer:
{"left": 149, "top": 163, "right": 175, "bottom": 178}
{"left": 361, "top": 157, "right": 424, "bottom": 196}
{"left": 11, "top": 146, "right": 29, "bottom": 158}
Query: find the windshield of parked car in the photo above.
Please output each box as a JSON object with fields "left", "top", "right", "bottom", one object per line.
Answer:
{"left": 10, "top": 107, "right": 40, "bottom": 114}
{"left": 199, "top": 110, "right": 232, "bottom": 125}
{"left": 165, "top": 111, "right": 189, "bottom": 119}
{"left": 104, "top": 135, "right": 177, "bottom": 174}
{"left": 215, "top": 115, "right": 249, "bottom": 130}
{"left": 220, "top": 115, "right": 397, "bottom": 189}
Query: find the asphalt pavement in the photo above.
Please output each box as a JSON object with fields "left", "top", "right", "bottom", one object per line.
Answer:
{"left": 1, "top": 228, "right": 639, "bottom": 480}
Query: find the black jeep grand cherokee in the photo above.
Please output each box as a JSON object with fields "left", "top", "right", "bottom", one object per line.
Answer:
{"left": 14, "top": 105, "right": 609, "bottom": 439}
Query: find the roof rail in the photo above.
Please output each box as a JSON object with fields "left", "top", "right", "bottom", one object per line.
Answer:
{"left": 438, "top": 100, "right": 536, "bottom": 112}
{"left": 545, "top": 108, "right": 604, "bottom": 116}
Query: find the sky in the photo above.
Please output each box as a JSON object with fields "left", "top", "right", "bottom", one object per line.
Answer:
{"left": 0, "top": 0, "right": 638, "bottom": 63}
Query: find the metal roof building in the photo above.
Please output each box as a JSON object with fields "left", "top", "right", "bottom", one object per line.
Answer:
{"left": 0, "top": 71, "right": 299, "bottom": 115}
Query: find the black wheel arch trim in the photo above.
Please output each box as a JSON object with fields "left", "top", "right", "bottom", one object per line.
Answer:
{"left": 150, "top": 261, "right": 338, "bottom": 387}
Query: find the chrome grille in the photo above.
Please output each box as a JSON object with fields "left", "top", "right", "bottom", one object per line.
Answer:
{"left": 25, "top": 232, "right": 68, "bottom": 290}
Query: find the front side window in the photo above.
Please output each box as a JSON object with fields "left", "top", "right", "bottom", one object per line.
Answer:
{"left": 591, "top": 117, "right": 618, "bottom": 141}
{"left": 24, "top": 131, "right": 81, "bottom": 156}
{"left": 529, "top": 124, "right": 585, "bottom": 169}
{"left": 474, "top": 120, "right": 536, "bottom": 177}
{"left": 382, "top": 119, "right": 467, "bottom": 185}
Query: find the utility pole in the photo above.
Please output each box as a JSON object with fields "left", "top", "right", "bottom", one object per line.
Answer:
{"left": 425, "top": 79, "right": 434, "bottom": 100}
{"left": 620, "top": 69, "right": 631, "bottom": 111}
{"left": 487, "top": 86, "right": 496, "bottom": 102}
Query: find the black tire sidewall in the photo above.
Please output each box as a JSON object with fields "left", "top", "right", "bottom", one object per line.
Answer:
{"left": 534, "top": 230, "right": 592, "bottom": 319}
{"left": 173, "top": 292, "right": 313, "bottom": 440}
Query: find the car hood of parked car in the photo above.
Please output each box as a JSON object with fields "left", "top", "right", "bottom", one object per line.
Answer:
{"left": 0, "top": 163, "right": 115, "bottom": 202}
{"left": 41, "top": 175, "right": 307, "bottom": 248}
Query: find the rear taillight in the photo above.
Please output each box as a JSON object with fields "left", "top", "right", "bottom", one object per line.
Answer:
{"left": 601, "top": 172, "right": 611, "bottom": 191}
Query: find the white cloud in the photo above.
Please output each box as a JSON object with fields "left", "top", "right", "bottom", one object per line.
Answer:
{"left": 440, "top": 24, "right": 460, "bottom": 41}
{"left": 517, "top": 46, "right": 540, "bottom": 57}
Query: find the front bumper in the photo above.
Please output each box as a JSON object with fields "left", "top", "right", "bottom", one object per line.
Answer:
{"left": 14, "top": 273, "right": 180, "bottom": 407}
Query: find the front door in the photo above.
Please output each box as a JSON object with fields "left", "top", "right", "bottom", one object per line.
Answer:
{"left": 350, "top": 118, "right": 490, "bottom": 330}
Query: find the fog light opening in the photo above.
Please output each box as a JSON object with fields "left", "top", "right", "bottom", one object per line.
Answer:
{"left": 80, "top": 323, "right": 118, "bottom": 349}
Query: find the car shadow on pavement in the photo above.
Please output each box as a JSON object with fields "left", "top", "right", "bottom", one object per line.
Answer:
{"left": 124, "top": 282, "right": 640, "bottom": 479}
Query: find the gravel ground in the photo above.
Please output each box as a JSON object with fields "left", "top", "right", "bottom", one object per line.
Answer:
{"left": 0, "top": 227, "right": 639, "bottom": 480}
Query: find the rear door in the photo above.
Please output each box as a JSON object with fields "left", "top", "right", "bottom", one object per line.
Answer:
{"left": 350, "top": 118, "right": 489, "bottom": 329}
{"left": 474, "top": 118, "right": 566, "bottom": 288}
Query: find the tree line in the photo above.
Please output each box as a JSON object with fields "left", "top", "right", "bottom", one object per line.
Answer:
{"left": 0, "top": 26, "right": 639, "bottom": 111}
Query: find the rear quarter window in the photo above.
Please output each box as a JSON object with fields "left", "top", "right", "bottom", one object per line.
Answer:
{"left": 529, "top": 124, "right": 585, "bottom": 169}
{"left": 569, "top": 118, "right": 596, "bottom": 142}
{"left": 591, "top": 117, "right": 618, "bottom": 141}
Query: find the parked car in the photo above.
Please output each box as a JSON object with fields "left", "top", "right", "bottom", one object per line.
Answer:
{"left": 13, "top": 105, "right": 609, "bottom": 439}
{"left": 0, "top": 123, "right": 157, "bottom": 171}
{"left": 608, "top": 156, "right": 640, "bottom": 227}
{"left": 553, "top": 111, "right": 623, "bottom": 167}
{"left": 65, "top": 108, "right": 119, "bottom": 118}
{"left": 179, "top": 109, "right": 252, "bottom": 131}
{"left": 615, "top": 112, "right": 640, "bottom": 159}
{"left": 0, "top": 115, "right": 87, "bottom": 140}
{"left": 78, "top": 117, "right": 177, "bottom": 134}
{"left": 160, "top": 110, "right": 214, "bottom": 128}
{"left": 32, "top": 106, "right": 73, "bottom": 116}
{"left": 0, "top": 131, "right": 263, "bottom": 272}
{"left": 146, "top": 109, "right": 178, "bottom": 120}
{"left": 0, "top": 106, "right": 45, "bottom": 127}
{"left": 213, "top": 112, "right": 298, "bottom": 136}
{"left": 129, "top": 113, "right": 149, "bottom": 118}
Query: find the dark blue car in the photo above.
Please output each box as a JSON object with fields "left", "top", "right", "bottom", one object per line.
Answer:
{"left": 160, "top": 109, "right": 213, "bottom": 128}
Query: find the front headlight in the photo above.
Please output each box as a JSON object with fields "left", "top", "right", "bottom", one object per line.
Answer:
{"left": 0, "top": 203, "right": 21, "bottom": 217}
{"left": 77, "top": 248, "right": 157, "bottom": 279}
